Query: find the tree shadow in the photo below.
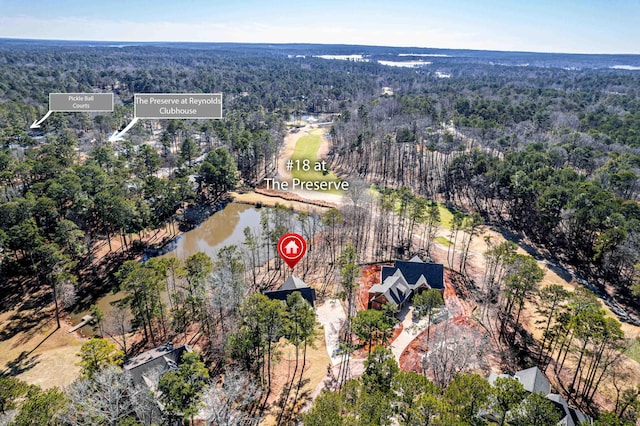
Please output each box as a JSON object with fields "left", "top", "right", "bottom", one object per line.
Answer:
{"left": 543, "top": 260, "right": 574, "bottom": 282}
{"left": 0, "top": 350, "right": 41, "bottom": 377}
{"left": 0, "top": 262, "right": 32, "bottom": 311}
{"left": 72, "top": 252, "right": 128, "bottom": 314}
{"left": 1, "top": 324, "right": 60, "bottom": 378}
{"left": 288, "top": 379, "right": 311, "bottom": 423}
{"left": 14, "top": 320, "right": 50, "bottom": 348}
{"left": 494, "top": 227, "right": 543, "bottom": 260}
{"left": 25, "top": 326, "right": 59, "bottom": 356}
{"left": 396, "top": 304, "right": 412, "bottom": 322}
{"left": 274, "top": 375, "right": 313, "bottom": 424}
{"left": 0, "top": 304, "right": 51, "bottom": 344}
{"left": 0, "top": 283, "right": 24, "bottom": 315}
{"left": 125, "top": 338, "right": 151, "bottom": 359}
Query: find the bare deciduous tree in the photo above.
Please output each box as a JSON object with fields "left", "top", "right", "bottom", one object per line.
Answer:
{"left": 102, "top": 306, "right": 132, "bottom": 355}
{"left": 132, "top": 366, "right": 165, "bottom": 425}
{"left": 423, "top": 322, "right": 488, "bottom": 388}
{"left": 57, "top": 278, "right": 77, "bottom": 310}
{"left": 203, "top": 369, "right": 262, "bottom": 426}
{"left": 64, "top": 366, "right": 144, "bottom": 425}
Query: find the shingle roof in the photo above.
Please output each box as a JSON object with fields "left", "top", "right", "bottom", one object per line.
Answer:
{"left": 487, "top": 372, "right": 511, "bottom": 386}
{"left": 264, "top": 275, "right": 316, "bottom": 306}
{"left": 279, "top": 275, "right": 308, "bottom": 291}
{"left": 547, "top": 394, "right": 575, "bottom": 426}
{"left": 369, "top": 273, "right": 411, "bottom": 307}
{"left": 514, "top": 366, "right": 551, "bottom": 395}
{"left": 569, "top": 406, "right": 591, "bottom": 425}
{"left": 486, "top": 372, "right": 591, "bottom": 426}
{"left": 123, "top": 343, "right": 191, "bottom": 387}
{"left": 369, "top": 258, "right": 445, "bottom": 310}
{"left": 381, "top": 260, "right": 444, "bottom": 290}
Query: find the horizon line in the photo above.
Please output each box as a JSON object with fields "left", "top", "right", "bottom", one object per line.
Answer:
{"left": 2, "top": 36, "right": 640, "bottom": 57}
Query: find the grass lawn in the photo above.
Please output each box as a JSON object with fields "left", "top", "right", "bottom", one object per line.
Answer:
{"left": 370, "top": 185, "right": 455, "bottom": 229}
{"left": 261, "top": 324, "right": 330, "bottom": 425}
{"left": 0, "top": 308, "right": 83, "bottom": 389}
{"left": 388, "top": 197, "right": 454, "bottom": 229}
{"left": 437, "top": 204, "right": 454, "bottom": 228}
{"left": 625, "top": 338, "right": 640, "bottom": 363}
{"left": 289, "top": 133, "right": 344, "bottom": 194}
{"left": 434, "top": 236, "right": 453, "bottom": 246}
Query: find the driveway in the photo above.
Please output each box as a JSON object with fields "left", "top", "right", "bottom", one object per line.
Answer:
{"left": 388, "top": 307, "right": 432, "bottom": 362}
{"left": 316, "top": 299, "right": 347, "bottom": 365}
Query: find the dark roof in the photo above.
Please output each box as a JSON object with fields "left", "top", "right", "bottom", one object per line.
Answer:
{"left": 544, "top": 394, "right": 573, "bottom": 426}
{"left": 381, "top": 260, "right": 444, "bottom": 290}
{"left": 123, "top": 343, "right": 190, "bottom": 386}
{"left": 386, "top": 281, "right": 408, "bottom": 304}
{"left": 264, "top": 287, "right": 316, "bottom": 306}
{"left": 569, "top": 406, "right": 591, "bottom": 425}
{"left": 486, "top": 367, "right": 591, "bottom": 426}
{"left": 264, "top": 275, "right": 316, "bottom": 306}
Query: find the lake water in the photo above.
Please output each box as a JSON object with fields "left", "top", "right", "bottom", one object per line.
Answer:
{"left": 70, "top": 202, "right": 265, "bottom": 335}
{"left": 163, "top": 202, "right": 263, "bottom": 261}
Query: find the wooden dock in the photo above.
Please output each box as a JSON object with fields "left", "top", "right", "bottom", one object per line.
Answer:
{"left": 68, "top": 315, "right": 94, "bottom": 333}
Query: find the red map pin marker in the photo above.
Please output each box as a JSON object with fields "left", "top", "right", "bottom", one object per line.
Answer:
{"left": 277, "top": 233, "right": 307, "bottom": 269}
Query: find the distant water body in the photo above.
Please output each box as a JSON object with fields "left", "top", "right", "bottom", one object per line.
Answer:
{"left": 610, "top": 65, "right": 640, "bottom": 70}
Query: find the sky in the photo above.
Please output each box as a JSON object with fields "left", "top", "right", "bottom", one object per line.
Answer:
{"left": 0, "top": 0, "right": 638, "bottom": 54}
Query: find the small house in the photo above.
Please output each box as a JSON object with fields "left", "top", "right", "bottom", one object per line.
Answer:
{"left": 486, "top": 366, "right": 591, "bottom": 426}
{"left": 263, "top": 275, "right": 316, "bottom": 306}
{"left": 123, "top": 342, "right": 191, "bottom": 389}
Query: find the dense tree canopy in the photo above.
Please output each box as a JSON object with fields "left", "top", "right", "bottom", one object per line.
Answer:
{"left": 1, "top": 40, "right": 638, "bottom": 426}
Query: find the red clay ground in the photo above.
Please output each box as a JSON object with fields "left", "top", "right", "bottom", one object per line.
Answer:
{"left": 354, "top": 262, "right": 500, "bottom": 378}
{"left": 399, "top": 269, "right": 502, "bottom": 377}
{"left": 350, "top": 264, "right": 403, "bottom": 359}
{"left": 358, "top": 264, "right": 385, "bottom": 311}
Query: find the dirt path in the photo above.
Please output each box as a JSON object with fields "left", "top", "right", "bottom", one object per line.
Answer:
{"left": 427, "top": 225, "right": 640, "bottom": 339}
{"left": 414, "top": 221, "right": 640, "bottom": 408}
{"left": 297, "top": 297, "right": 366, "bottom": 415}
{"left": 303, "top": 357, "right": 367, "bottom": 413}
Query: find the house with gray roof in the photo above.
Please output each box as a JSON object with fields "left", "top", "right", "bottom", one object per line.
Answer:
{"left": 515, "top": 366, "right": 552, "bottom": 395}
{"left": 369, "top": 256, "right": 445, "bottom": 310}
{"left": 123, "top": 342, "right": 191, "bottom": 388}
{"left": 263, "top": 275, "right": 316, "bottom": 306}
{"left": 485, "top": 366, "right": 591, "bottom": 426}
{"left": 547, "top": 393, "right": 592, "bottom": 426}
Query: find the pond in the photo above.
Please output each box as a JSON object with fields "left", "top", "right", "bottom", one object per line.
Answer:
{"left": 70, "top": 202, "right": 266, "bottom": 336}
{"left": 163, "top": 202, "right": 263, "bottom": 261}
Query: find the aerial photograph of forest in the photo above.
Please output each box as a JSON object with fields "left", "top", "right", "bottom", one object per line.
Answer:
{"left": 1, "top": 1, "right": 639, "bottom": 425}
